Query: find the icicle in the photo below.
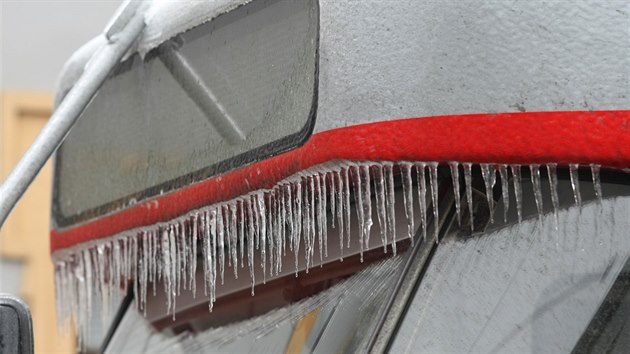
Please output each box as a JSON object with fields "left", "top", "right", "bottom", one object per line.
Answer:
{"left": 329, "top": 173, "right": 336, "bottom": 231}
{"left": 416, "top": 163, "right": 428, "bottom": 240}
{"left": 499, "top": 165, "right": 509, "bottom": 223}
{"left": 321, "top": 172, "right": 328, "bottom": 258}
{"left": 449, "top": 162, "right": 461, "bottom": 226}
{"left": 530, "top": 164, "right": 544, "bottom": 221}
{"left": 429, "top": 163, "right": 440, "bottom": 242}
{"left": 315, "top": 173, "right": 324, "bottom": 264}
{"left": 294, "top": 180, "right": 303, "bottom": 275}
{"left": 373, "top": 164, "right": 388, "bottom": 252}
{"left": 211, "top": 214, "right": 218, "bottom": 304}
{"left": 511, "top": 165, "right": 523, "bottom": 222}
{"left": 246, "top": 199, "right": 255, "bottom": 294}
{"left": 285, "top": 184, "right": 294, "bottom": 254}
{"left": 176, "top": 224, "right": 184, "bottom": 295}
{"left": 335, "top": 170, "right": 345, "bottom": 256}
{"left": 246, "top": 198, "right": 255, "bottom": 292}
{"left": 352, "top": 164, "right": 365, "bottom": 262}
{"left": 463, "top": 163, "right": 474, "bottom": 232}
{"left": 590, "top": 164, "right": 602, "bottom": 203}
{"left": 384, "top": 162, "right": 397, "bottom": 254}
{"left": 266, "top": 192, "right": 275, "bottom": 277}
{"left": 480, "top": 164, "right": 497, "bottom": 224}
{"left": 191, "top": 215, "right": 198, "bottom": 298}
{"left": 308, "top": 175, "right": 316, "bottom": 270}
{"left": 361, "top": 164, "right": 373, "bottom": 249}
{"left": 218, "top": 206, "right": 226, "bottom": 285}
{"left": 162, "top": 229, "right": 172, "bottom": 315}
{"left": 239, "top": 201, "right": 245, "bottom": 269}
{"left": 343, "top": 166, "right": 352, "bottom": 249}
{"left": 401, "top": 162, "right": 415, "bottom": 243}
{"left": 547, "top": 163, "right": 560, "bottom": 230}
{"left": 257, "top": 192, "right": 267, "bottom": 282}
{"left": 169, "top": 226, "right": 177, "bottom": 319}
{"left": 280, "top": 186, "right": 287, "bottom": 261}
{"left": 569, "top": 164, "right": 582, "bottom": 207}
{"left": 230, "top": 203, "right": 238, "bottom": 279}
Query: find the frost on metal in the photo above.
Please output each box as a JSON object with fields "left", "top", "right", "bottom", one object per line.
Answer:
{"left": 52, "top": 160, "right": 606, "bottom": 343}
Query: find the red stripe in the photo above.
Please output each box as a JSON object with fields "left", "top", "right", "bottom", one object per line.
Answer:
{"left": 50, "top": 110, "right": 630, "bottom": 252}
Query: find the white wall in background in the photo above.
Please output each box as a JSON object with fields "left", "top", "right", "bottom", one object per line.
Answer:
{"left": 1, "top": 1, "right": 123, "bottom": 91}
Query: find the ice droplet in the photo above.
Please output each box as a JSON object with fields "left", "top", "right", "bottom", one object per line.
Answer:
{"left": 569, "top": 164, "right": 582, "bottom": 207}
{"left": 499, "top": 165, "right": 509, "bottom": 223}
{"left": 463, "top": 163, "right": 474, "bottom": 232}
{"left": 511, "top": 165, "right": 523, "bottom": 223}
{"left": 449, "top": 162, "right": 461, "bottom": 226}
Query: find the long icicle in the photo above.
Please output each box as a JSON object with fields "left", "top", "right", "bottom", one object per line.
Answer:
{"left": 429, "top": 162, "right": 440, "bottom": 243}
{"left": 415, "top": 163, "right": 427, "bottom": 241}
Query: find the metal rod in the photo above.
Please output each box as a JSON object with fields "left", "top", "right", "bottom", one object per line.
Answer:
{"left": 159, "top": 45, "right": 247, "bottom": 145}
{"left": 0, "top": 4, "right": 147, "bottom": 230}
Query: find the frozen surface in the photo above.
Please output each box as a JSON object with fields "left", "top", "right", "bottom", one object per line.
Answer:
{"left": 391, "top": 195, "right": 630, "bottom": 353}
{"left": 52, "top": 160, "right": 618, "bottom": 346}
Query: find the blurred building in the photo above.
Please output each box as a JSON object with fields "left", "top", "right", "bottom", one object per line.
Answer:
{"left": 1, "top": 1, "right": 121, "bottom": 352}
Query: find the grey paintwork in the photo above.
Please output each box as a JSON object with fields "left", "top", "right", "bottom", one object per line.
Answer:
{"left": 315, "top": 0, "right": 630, "bottom": 132}
{"left": 390, "top": 183, "right": 630, "bottom": 353}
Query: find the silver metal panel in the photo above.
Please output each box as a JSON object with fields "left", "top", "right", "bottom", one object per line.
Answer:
{"left": 390, "top": 181, "right": 630, "bottom": 353}
{"left": 316, "top": 0, "right": 630, "bottom": 132}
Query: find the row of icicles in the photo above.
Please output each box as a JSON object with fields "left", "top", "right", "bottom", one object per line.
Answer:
{"left": 53, "top": 160, "right": 604, "bottom": 346}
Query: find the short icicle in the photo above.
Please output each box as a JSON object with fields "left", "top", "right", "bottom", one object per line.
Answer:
{"left": 499, "top": 165, "right": 509, "bottom": 223}
{"left": 415, "top": 163, "right": 428, "bottom": 241}
{"left": 547, "top": 163, "right": 560, "bottom": 230}
{"left": 530, "top": 164, "right": 544, "bottom": 222}
{"left": 449, "top": 162, "right": 462, "bottom": 226}
{"left": 511, "top": 165, "right": 523, "bottom": 223}
{"left": 569, "top": 164, "right": 582, "bottom": 207}
{"left": 429, "top": 162, "right": 440, "bottom": 243}
{"left": 463, "top": 163, "right": 474, "bottom": 232}
{"left": 480, "top": 164, "right": 497, "bottom": 224}
{"left": 590, "top": 164, "right": 602, "bottom": 204}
